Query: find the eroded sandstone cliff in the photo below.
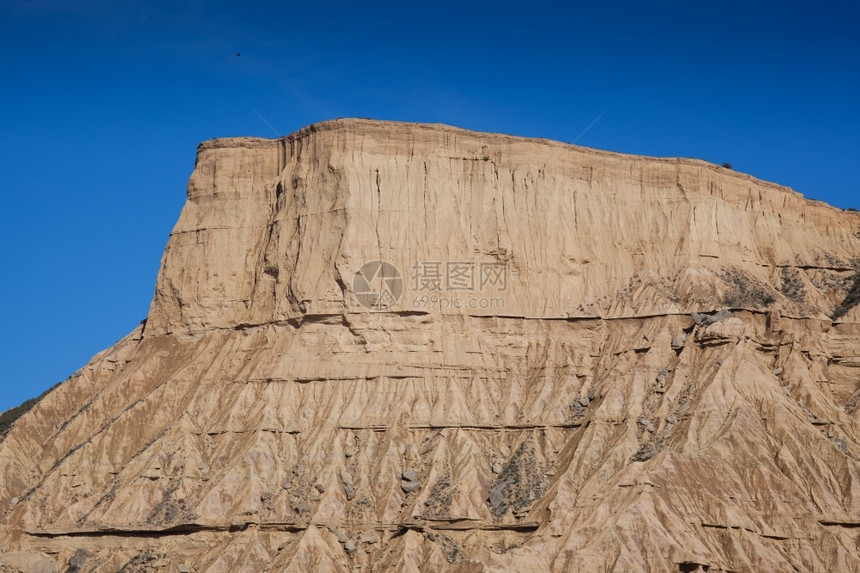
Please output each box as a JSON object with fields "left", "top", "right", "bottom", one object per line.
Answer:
{"left": 2, "top": 119, "right": 860, "bottom": 572}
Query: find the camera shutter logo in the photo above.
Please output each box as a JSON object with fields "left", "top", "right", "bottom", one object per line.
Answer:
{"left": 353, "top": 261, "right": 403, "bottom": 310}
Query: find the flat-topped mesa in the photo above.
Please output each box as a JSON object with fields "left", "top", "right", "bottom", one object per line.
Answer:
{"left": 3, "top": 120, "right": 860, "bottom": 573}
{"left": 146, "top": 119, "right": 860, "bottom": 335}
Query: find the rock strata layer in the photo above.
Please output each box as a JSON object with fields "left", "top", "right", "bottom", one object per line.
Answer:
{"left": 2, "top": 119, "right": 860, "bottom": 572}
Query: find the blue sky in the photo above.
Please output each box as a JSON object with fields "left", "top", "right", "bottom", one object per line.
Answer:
{"left": 1, "top": 0, "right": 858, "bottom": 412}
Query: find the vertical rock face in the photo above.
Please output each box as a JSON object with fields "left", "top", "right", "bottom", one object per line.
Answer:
{"left": 2, "top": 119, "right": 860, "bottom": 572}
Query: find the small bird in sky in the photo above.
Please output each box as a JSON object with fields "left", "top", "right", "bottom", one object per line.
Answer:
{"left": 236, "top": 52, "right": 241, "bottom": 56}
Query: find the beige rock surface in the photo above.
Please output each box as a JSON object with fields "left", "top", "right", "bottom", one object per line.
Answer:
{"left": 2, "top": 119, "right": 860, "bottom": 572}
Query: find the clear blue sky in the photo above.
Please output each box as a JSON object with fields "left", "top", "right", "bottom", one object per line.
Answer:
{"left": 1, "top": 1, "right": 858, "bottom": 413}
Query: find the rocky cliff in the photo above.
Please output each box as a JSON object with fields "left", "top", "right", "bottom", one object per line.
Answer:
{"left": 2, "top": 119, "right": 860, "bottom": 572}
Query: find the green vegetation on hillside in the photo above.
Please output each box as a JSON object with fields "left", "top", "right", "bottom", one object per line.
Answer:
{"left": 833, "top": 271, "right": 860, "bottom": 321}
{"left": 0, "top": 381, "right": 63, "bottom": 437}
